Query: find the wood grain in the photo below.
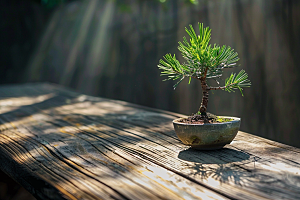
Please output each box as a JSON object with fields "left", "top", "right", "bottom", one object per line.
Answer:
{"left": 0, "top": 83, "right": 299, "bottom": 200}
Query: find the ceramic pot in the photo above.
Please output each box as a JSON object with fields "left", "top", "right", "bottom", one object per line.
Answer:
{"left": 173, "top": 116, "right": 240, "bottom": 150}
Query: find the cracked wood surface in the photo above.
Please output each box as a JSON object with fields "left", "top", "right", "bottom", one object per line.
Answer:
{"left": 0, "top": 83, "right": 299, "bottom": 200}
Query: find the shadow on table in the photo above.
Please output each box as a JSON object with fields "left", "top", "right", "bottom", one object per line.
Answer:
{"left": 0, "top": 169, "right": 36, "bottom": 200}
{"left": 178, "top": 148, "right": 253, "bottom": 185}
{"left": 178, "top": 147, "right": 250, "bottom": 164}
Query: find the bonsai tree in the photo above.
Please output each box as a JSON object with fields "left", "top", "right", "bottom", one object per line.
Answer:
{"left": 158, "top": 23, "right": 251, "bottom": 123}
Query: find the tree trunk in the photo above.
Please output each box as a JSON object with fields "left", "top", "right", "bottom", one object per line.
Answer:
{"left": 199, "top": 77, "right": 209, "bottom": 116}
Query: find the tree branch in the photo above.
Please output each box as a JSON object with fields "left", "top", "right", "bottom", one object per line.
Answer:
{"left": 207, "top": 82, "right": 236, "bottom": 90}
{"left": 207, "top": 86, "right": 226, "bottom": 90}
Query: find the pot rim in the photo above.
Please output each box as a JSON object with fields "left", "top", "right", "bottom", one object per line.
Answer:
{"left": 172, "top": 116, "right": 241, "bottom": 126}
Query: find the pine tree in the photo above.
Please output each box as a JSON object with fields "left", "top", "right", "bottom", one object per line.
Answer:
{"left": 158, "top": 23, "right": 251, "bottom": 122}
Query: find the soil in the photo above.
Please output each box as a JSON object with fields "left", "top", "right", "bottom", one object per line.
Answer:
{"left": 179, "top": 113, "right": 233, "bottom": 124}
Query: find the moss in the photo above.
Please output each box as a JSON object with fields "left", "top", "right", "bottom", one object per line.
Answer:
{"left": 216, "top": 117, "right": 234, "bottom": 123}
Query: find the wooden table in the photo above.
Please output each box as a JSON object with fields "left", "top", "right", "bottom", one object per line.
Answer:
{"left": 0, "top": 83, "right": 299, "bottom": 200}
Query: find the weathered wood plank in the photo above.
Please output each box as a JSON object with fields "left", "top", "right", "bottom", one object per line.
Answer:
{"left": 0, "top": 83, "right": 227, "bottom": 200}
{"left": 0, "top": 83, "right": 300, "bottom": 199}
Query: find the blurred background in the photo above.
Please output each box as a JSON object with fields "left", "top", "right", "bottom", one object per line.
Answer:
{"left": 0, "top": 0, "right": 300, "bottom": 198}
{"left": 2, "top": 0, "right": 300, "bottom": 146}
{"left": 1, "top": 0, "right": 300, "bottom": 145}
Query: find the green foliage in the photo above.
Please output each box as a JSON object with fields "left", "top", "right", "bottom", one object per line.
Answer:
{"left": 225, "top": 70, "right": 251, "bottom": 96}
{"left": 41, "top": 0, "right": 66, "bottom": 9}
{"left": 158, "top": 23, "right": 251, "bottom": 95}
